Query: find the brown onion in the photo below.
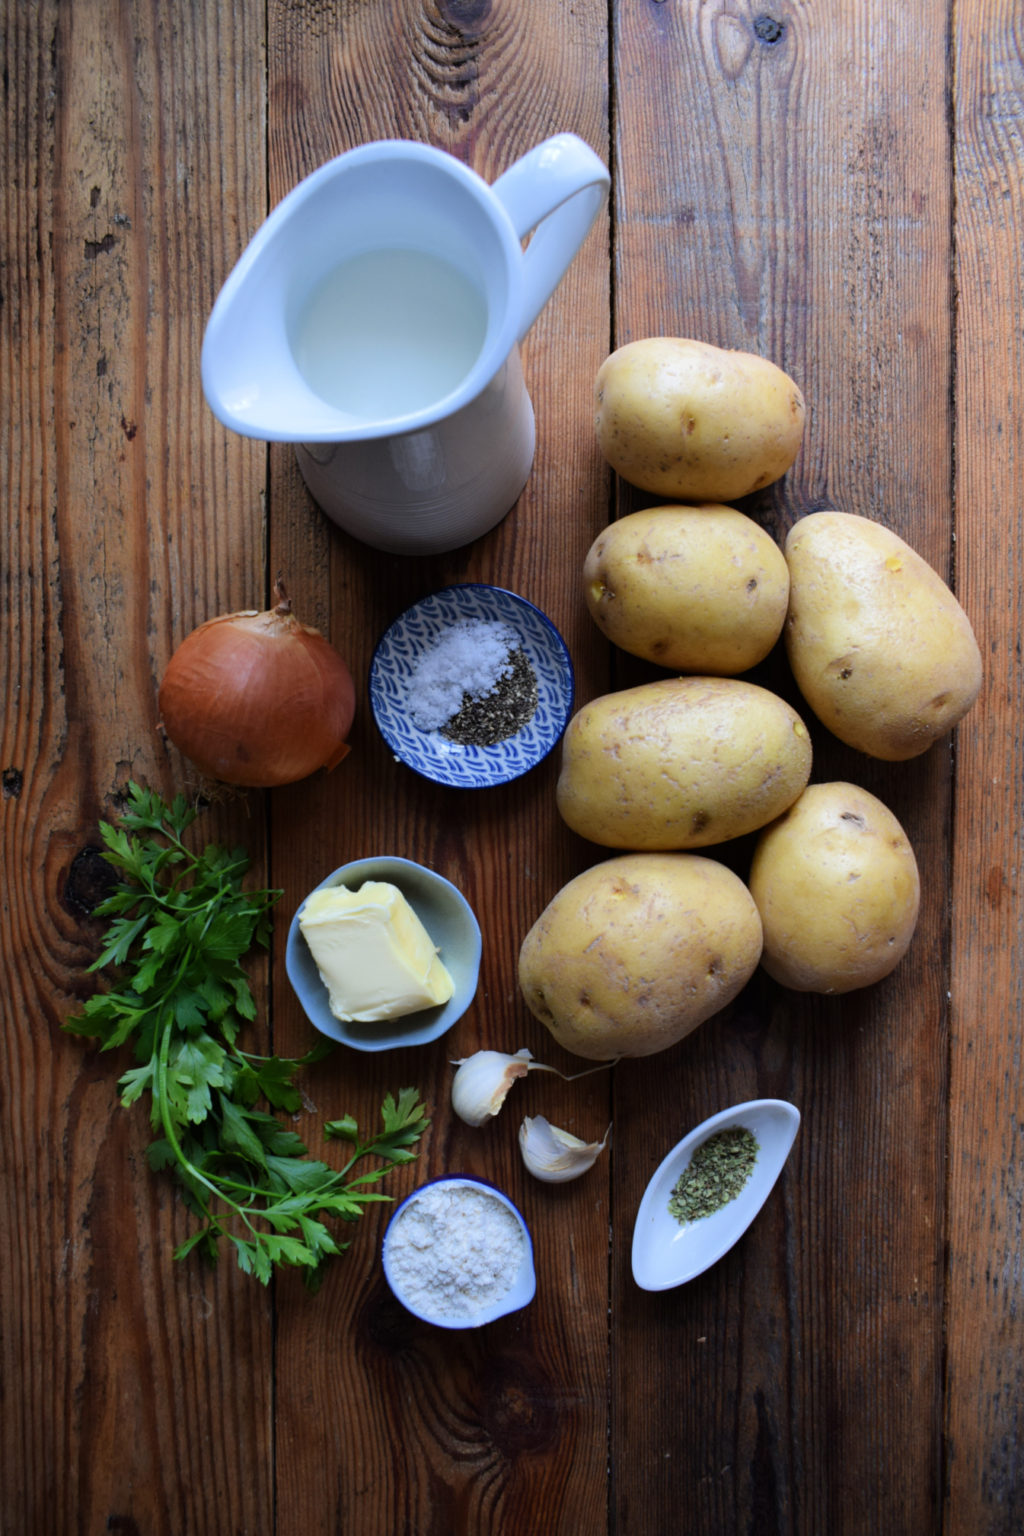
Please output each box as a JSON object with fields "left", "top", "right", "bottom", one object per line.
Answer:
{"left": 158, "top": 581, "right": 355, "bottom": 787}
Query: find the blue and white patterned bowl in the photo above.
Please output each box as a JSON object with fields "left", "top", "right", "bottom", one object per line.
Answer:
{"left": 369, "top": 584, "right": 575, "bottom": 788}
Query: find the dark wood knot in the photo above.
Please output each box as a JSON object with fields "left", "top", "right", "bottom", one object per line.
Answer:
{"left": 753, "top": 14, "right": 786, "bottom": 44}
{"left": 62, "top": 845, "right": 119, "bottom": 917}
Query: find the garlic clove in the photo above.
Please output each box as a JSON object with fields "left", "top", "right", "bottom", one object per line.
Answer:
{"left": 450, "top": 1048, "right": 535, "bottom": 1127}
{"left": 519, "top": 1115, "right": 611, "bottom": 1183}
{"left": 450, "top": 1048, "right": 617, "bottom": 1129}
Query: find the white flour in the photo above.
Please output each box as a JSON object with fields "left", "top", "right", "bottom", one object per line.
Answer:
{"left": 386, "top": 1182, "right": 525, "bottom": 1322}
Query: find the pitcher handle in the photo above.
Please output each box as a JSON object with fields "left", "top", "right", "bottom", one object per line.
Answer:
{"left": 491, "top": 133, "right": 610, "bottom": 342}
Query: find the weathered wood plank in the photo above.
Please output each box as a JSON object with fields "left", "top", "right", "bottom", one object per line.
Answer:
{"left": 262, "top": 3, "right": 613, "bottom": 1533}
{"left": 0, "top": 2, "right": 273, "bottom": 1531}
{"left": 947, "top": 3, "right": 1024, "bottom": 1530}
{"left": 6, "top": 2, "right": 1021, "bottom": 1532}
{"left": 610, "top": 3, "right": 952, "bottom": 1531}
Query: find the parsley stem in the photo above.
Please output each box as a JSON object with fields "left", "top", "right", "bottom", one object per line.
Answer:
{"left": 154, "top": 1013, "right": 222, "bottom": 1216}
{"left": 152, "top": 1013, "right": 279, "bottom": 1250}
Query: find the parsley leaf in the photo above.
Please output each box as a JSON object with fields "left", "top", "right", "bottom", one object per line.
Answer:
{"left": 326, "top": 1088, "right": 433, "bottom": 1165}
{"left": 65, "top": 782, "right": 430, "bottom": 1288}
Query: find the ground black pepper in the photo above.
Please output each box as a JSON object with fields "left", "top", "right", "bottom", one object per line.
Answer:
{"left": 440, "top": 647, "right": 538, "bottom": 746}
{"left": 667, "top": 1126, "right": 759, "bottom": 1224}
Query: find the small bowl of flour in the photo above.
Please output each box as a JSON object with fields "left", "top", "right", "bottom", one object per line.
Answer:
{"left": 382, "top": 1176, "right": 536, "bottom": 1328}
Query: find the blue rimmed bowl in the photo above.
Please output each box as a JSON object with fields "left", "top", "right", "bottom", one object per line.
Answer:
{"left": 382, "top": 1175, "right": 536, "bottom": 1328}
{"left": 369, "top": 583, "right": 574, "bottom": 788}
{"left": 285, "top": 855, "right": 481, "bottom": 1052}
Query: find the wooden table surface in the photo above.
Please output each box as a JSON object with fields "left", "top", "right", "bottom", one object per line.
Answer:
{"left": 3, "top": 2, "right": 1022, "bottom": 1532}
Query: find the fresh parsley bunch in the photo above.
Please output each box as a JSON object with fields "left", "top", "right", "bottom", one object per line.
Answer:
{"left": 65, "top": 782, "right": 430, "bottom": 1287}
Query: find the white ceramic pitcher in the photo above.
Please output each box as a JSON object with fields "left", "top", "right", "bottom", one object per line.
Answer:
{"left": 201, "top": 134, "right": 609, "bottom": 555}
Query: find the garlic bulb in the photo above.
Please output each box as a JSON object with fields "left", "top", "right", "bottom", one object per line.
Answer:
{"left": 450, "top": 1049, "right": 540, "bottom": 1127}
{"left": 519, "top": 1116, "right": 611, "bottom": 1183}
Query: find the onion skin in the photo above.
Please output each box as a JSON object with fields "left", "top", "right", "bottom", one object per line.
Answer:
{"left": 158, "top": 590, "right": 356, "bottom": 787}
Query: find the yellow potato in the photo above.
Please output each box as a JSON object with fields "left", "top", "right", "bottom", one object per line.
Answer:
{"left": 583, "top": 504, "right": 789, "bottom": 674}
{"left": 556, "top": 676, "right": 812, "bottom": 850}
{"left": 594, "top": 337, "right": 805, "bottom": 502}
{"left": 784, "top": 510, "right": 982, "bottom": 760}
{"left": 518, "top": 853, "right": 763, "bottom": 1059}
{"left": 749, "top": 781, "right": 920, "bottom": 994}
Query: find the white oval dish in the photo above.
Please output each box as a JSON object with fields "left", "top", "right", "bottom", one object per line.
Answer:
{"left": 631, "top": 1099, "right": 800, "bottom": 1291}
{"left": 285, "top": 855, "right": 481, "bottom": 1052}
{"left": 382, "top": 1176, "right": 536, "bottom": 1328}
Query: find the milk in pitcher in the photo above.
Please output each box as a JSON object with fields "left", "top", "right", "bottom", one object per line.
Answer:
{"left": 292, "top": 249, "right": 489, "bottom": 420}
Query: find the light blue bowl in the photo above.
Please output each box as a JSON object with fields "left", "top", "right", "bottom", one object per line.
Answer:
{"left": 285, "top": 855, "right": 481, "bottom": 1051}
{"left": 369, "top": 583, "right": 574, "bottom": 788}
{"left": 382, "top": 1176, "right": 536, "bottom": 1328}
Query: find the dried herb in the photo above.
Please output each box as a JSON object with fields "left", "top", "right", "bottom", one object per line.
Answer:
{"left": 441, "top": 646, "right": 538, "bottom": 746}
{"left": 668, "top": 1126, "right": 759, "bottom": 1224}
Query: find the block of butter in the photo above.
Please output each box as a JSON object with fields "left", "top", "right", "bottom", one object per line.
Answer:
{"left": 298, "top": 880, "right": 455, "bottom": 1024}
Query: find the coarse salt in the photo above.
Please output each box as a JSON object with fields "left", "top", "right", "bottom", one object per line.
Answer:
{"left": 406, "top": 619, "right": 518, "bottom": 732}
{"left": 385, "top": 1182, "right": 525, "bottom": 1322}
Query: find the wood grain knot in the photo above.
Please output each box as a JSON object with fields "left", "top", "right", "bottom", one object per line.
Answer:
{"left": 753, "top": 14, "right": 786, "bottom": 44}
{"left": 2, "top": 767, "right": 22, "bottom": 798}
{"left": 437, "top": 0, "right": 492, "bottom": 31}
{"left": 478, "top": 1358, "right": 557, "bottom": 1455}
{"left": 63, "top": 845, "right": 119, "bottom": 917}
{"left": 420, "top": 2, "right": 491, "bottom": 124}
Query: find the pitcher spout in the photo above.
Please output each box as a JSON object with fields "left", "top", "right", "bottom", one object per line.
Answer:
{"left": 201, "top": 285, "right": 366, "bottom": 444}
{"left": 200, "top": 139, "right": 524, "bottom": 445}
